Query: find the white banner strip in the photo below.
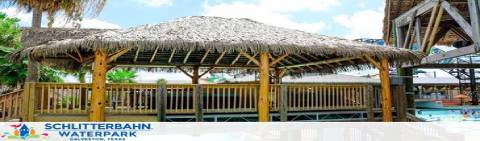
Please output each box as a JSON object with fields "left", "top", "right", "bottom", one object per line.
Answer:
{"left": 0, "top": 122, "right": 476, "bottom": 141}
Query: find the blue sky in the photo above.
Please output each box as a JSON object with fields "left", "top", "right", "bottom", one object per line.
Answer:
{"left": 1, "top": 0, "right": 455, "bottom": 81}
{"left": 2, "top": 0, "right": 386, "bottom": 39}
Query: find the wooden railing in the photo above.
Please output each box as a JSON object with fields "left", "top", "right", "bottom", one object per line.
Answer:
{"left": 0, "top": 89, "right": 23, "bottom": 121}
{"left": 285, "top": 84, "right": 368, "bottom": 111}
{"left": 22, "top": 83, "right": 372, "bottom": 118}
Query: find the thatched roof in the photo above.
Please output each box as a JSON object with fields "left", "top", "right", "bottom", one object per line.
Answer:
{"left": 21, "top": 28, "right": 114, "bottom": 47}
{"left": 384, "top": 0, "right": 470, "bottom": 45}
{"left": 12, "top": 16, "right": 420, "bottom": 75}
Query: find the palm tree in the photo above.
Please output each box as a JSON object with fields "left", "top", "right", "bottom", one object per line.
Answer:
{"left": 1, "top": 0, "right": 108, "bottom": 83}
{"left": 0, "top": 12, "right": 65, "bottom": 92}
{"left": 1, "top": 0, "right": 108, "bottom": 28}
{"left": 107, "top": 69, "right": 137, "bottom": 83}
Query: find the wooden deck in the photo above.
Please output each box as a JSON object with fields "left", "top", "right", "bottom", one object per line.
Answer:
{"left": 1, "top": 83, "right": 384, "bottom": 122}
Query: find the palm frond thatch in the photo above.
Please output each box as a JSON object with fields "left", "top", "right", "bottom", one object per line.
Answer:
{"left": 11, "top": 16, "right": 421, "bottom": 75}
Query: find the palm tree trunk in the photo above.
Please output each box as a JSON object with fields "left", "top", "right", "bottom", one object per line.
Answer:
{"left": 32, "top": 7, "right": 42, "bottom": 29}
{"left": 26, "top": 7, "right": 42, "bottom": 82}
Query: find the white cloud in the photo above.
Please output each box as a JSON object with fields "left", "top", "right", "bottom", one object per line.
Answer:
{"left": 1, "top": 7, "right": 121, "bottom": 29}
{"left": 137, "top": 0, "right": 174, "bottom": 7}
{"left": 0, "top": 7, "right": 32, "bottom": 26}
{"left": 52, "top": 18, "right": 121, "bottom": 29}
{"left": 333, "top": 9, "right": 384, "bottom": 39}
{"left": 202, "top": 1, "right": 332, "bottom": 33}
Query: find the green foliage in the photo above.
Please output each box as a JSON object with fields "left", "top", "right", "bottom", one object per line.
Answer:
{"left": 0, "top": 12, "right": 65, "bottom": 86}
{"left": 39, "top": 67, "right": 66, "bottom": 83}
{"left": 0, "top": 12, "right": 25, "bottom": 86}
{"left": 107, "top": 69, "right": 137, "bottom": 83}
{"left": 0, "top": 13, "right": 21, "bottom": 49}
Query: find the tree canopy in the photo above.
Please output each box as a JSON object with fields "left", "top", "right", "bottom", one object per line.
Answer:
{"left": 1, "top": 0, "right": 108, "bottom": 28}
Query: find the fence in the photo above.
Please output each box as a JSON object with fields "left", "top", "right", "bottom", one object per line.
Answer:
{"left": 0, "top": 89, "right": 23, "bottom": 121}
{"left": 19, "top": 82, "right": 376, "bottom": 121}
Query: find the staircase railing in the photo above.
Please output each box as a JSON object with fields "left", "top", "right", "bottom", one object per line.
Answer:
{"left": 0, "top": 89, "right": 23, "bottom": 121}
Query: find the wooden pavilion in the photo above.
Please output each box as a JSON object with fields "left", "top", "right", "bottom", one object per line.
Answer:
{"left": 9, "top": 16, "right": 419, "bottom": 122}
{"left": 384, "top": 0, "right": 480, "bottom": 106}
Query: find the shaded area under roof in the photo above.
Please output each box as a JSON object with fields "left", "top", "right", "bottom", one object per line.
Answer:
{"left": 384, "top": 0, "right": 471, "bottom": 45}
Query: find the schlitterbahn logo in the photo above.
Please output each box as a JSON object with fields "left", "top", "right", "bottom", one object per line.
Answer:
{"left": 45, "top": 123, "right": 152, "bottom": 141}
{"left": 1, "top": 123, "right": 48, "bottom": 140}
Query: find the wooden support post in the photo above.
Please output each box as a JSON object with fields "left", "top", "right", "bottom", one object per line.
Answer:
{"left": 157, "top": 82, "right": 167, "bottom": 121}
{"left": 415, "top": 17, "right": 423, "bottom": 49}
{"left": 426, "top": 6, "right": 444, "bottom": 54}
{"left": 402, "top": 11, "right": 417, "bottom": 49}
{"left": 194, "top": 85, "right": 204, "bottom": 121}
{"left": 399, "top": 68, "right": 415, "bottom": 114}
{"left": 89, "top": 49, "right": 107, "bottom": 122}
{"left": 394, "top": 85, "right": 407, "bottom": 121}
{"left": 192, "top": 66, "right": 200, "bottom": 84}
{"left": 395, "top": 23, "right": 405, "bottom": 48}
{"left": 258, "top": 52, "right": 270, "bottom": 122}
{"left": 379, "top": 58, "right": 393, "bottom": 122}
{"left": 21, "top": 83, "right": 35, "bottom": 121}
{"left": 279, "top": 85, "right": 288, "bottom": 121}
{"left": 28, "top": 83, "right": 36, "bottom": 121}
{"left": 366, "top": 85, "right": 374, "bottom": 121}
{"left": 421, "top": 2, "right": 440, "bottom": 53}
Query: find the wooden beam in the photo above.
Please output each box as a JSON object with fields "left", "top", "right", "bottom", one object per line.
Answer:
{"left": 379, "top": 58, "right": 393, "bottom": 122}
{"left": 215, "top": 51, "right": 226, "bottom": 65}
{"left": 89, "top": 49, "right": 107, "bottom": 122}
{"left": 231, "top": 52, "right": 242, "bottom": 65}
{"left": 396, "top": 23, "right": 405, "bottom": 48}
{"left": 442, "top": 1, "right": 473, "bottom": 37}
{"left": 415, "top": 17, "right": 423, "bottom": 49}
{"left": 426, "top": 6, "right": 445, "bottom": 54}
{"left": 468, "top": 0, "right": 480, "bottom": 49}
{"left": 168, "top": 48, "right": 176, "bottom": 63}
{"left": 269, "top": 54, "right": 288, "bottom": 66}
{"left": 75, "top": 48, "right": 83, "bottom": 62}
{"left": 418, "top": 44, "right": 477, "bottom": 64}
{"left": 176, "top": 66, "right": 193, "bottom": 78}
{"left": 133, "top": 48, "right": 140, "bottom": 63}
{"left": 258, "top": 52, "right": 270, "bottom": 122}
{"left": 402, "top": 11, "right": 416, "bottom": 49}
{"left": 150, "top": 46, "right": 160, "bottom": 63}
{"left": 395, "top": 0, "right": 440, "bottom": 26}
{"left": 414, "top": 63, "right": 480, "bottom": 69}
{"left": 183, "top": 49, "right": 193, "bottom": 64}
{"left": 285, "top": 56, "right": 318, "bottom": 71}
{"left": 280, "top": 57, "right": 359, "bottom": 69}
{"left": 240, "top": 51, "right": 260, "bottom": 66}
{"left": 199, "top": 67, "right": 215, "bottom": 77}
{"left": 200, "top": 49, "right": 210, "bottom": 64}
{"left": 66, "top": 53, "right": 82, "bottom": 63}
{"left": 364, "top": 55, "right": 381, "bottom": 69}
{"left": 107, "top": 48, "right": 131, "bottom": 63}
{"left": 295, "top": 53, "right": 323, "bottom": 69}
{"left": 421, "top": 2, "right": 441, "bottom": 53}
